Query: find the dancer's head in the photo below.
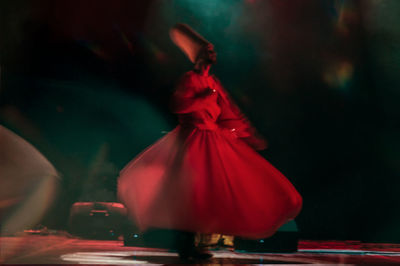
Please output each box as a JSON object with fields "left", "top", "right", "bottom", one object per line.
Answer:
{"left": 170, "top": 23, "right": 215, "bottom": 65}
{"left": 195, "top": 44, "right": 217, "bottom": 66}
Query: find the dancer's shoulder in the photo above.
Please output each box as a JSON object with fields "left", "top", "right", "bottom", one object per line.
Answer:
{"left": 183, "top": 70, "right": 197, "bottom": 78}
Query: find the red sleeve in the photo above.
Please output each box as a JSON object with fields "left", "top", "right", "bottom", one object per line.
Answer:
{"left": 170, "top": 72, "right": 215, "bottom": 114}
{"left": 215, "top": 77, "right": 268, "bottom": 150}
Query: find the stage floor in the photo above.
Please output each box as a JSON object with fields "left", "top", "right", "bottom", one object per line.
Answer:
{"left": 1, "top": 234, "right": 400, "bottom": 265}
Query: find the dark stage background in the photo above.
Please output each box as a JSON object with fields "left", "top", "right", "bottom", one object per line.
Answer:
{"left": 1, "top": 0, "right": 399, "bottom": 242}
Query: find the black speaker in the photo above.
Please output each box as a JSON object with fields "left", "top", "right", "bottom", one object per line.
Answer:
{"left": 68, "top": 202, "right": 128, "bottom": 239}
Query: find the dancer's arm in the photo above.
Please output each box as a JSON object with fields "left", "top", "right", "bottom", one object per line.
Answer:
{"left": 214, "top": 77, "right": 267, "bottom": 150}
{"left": 171, "top": 73, "right": 217, "bottom": 114}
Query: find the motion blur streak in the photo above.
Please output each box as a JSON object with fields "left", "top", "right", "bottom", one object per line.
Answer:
{"left": 0, "top": 126, "right": 58, "bottom": 260}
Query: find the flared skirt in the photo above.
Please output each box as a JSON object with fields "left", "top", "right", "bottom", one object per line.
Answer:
{"left": 118, "top": 126, "right": 302, "bottom": 239}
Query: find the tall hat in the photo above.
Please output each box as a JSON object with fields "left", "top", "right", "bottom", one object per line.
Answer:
{"left": 169, "top": 23, "right": 211, "bottom": 63}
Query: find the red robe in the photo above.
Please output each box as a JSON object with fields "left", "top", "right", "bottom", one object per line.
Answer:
{"left": 118, "top": 70, "right": 302, "bottom": 239}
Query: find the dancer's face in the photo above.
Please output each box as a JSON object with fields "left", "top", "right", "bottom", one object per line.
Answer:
{"left": 200, "top": 44, "right": 217, "bottom": 65}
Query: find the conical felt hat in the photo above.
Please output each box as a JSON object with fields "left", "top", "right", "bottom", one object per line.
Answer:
{"left": 170, "top": 23, "right": 211, "bottom": 63}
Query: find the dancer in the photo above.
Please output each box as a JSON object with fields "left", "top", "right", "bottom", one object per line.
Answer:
{"left": 118, "top": 23, "right": 302, "bottom": 260}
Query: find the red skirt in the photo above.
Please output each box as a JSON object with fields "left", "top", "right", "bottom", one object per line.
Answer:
{"left": 118, "top": 125, "right": 302, "bottom": 239}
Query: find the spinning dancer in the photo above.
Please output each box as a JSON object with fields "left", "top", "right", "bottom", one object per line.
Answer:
{"left": 118, "top": 23, "right": 302, "bottom": 260}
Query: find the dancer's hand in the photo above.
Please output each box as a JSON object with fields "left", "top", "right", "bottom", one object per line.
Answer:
{"left": 199, "top": 88, "right": 216, "bottom": 97}
{"left": 198, "top": 88, "right": 218, "bottom": 101}
{"left": 242, "top": 136, "right": 268, "bottom": 150}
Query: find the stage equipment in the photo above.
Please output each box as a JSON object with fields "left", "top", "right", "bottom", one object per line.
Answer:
{"left": 68, "top": 202, "right": 127, "bottom": 239}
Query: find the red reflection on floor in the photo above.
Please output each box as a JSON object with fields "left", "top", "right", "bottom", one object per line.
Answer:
{"left": 1, "top": 235, "right": 400, "bottom": 265}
